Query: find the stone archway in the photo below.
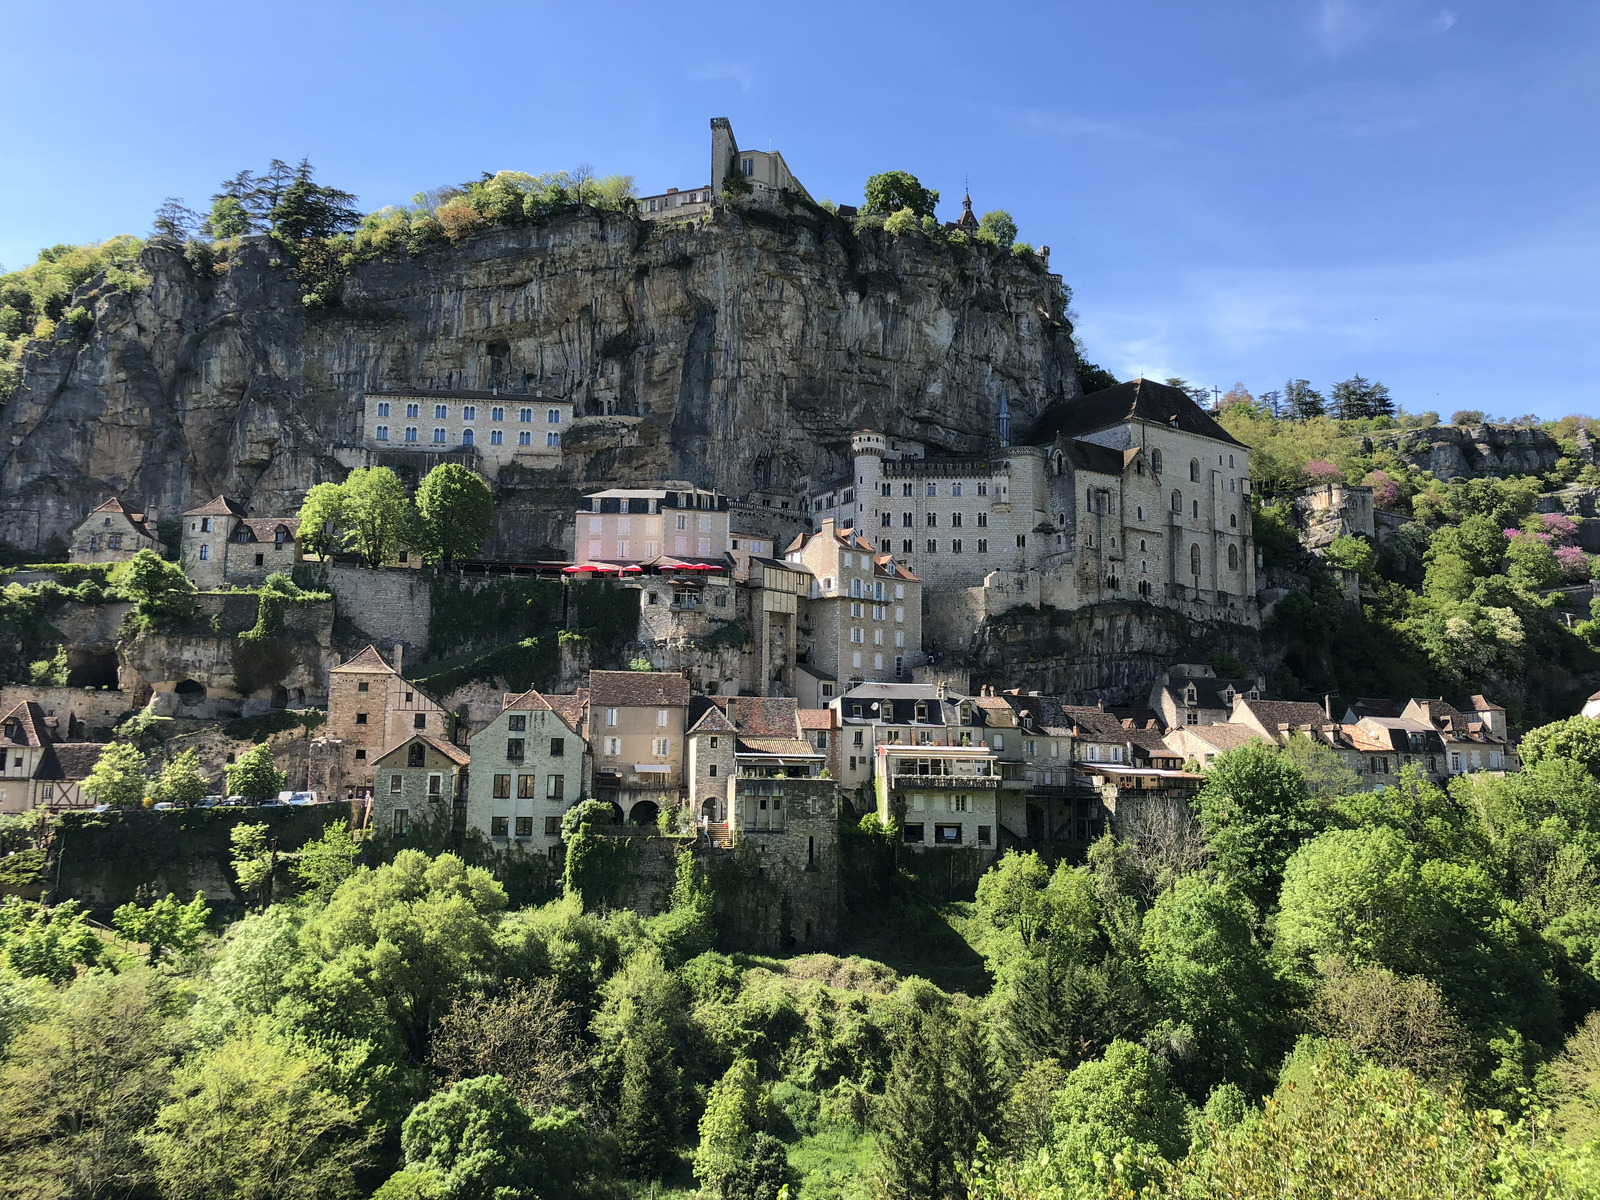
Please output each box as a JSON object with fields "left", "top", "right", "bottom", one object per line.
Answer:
{"left": 628, "top": 800, "right": 659, "bottom": 827}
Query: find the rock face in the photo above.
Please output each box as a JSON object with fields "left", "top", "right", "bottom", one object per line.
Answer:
{"left": 1372, "top": 424, "right": 1571, "bottom": 482}
{"left": 0, "top": 203, "right": 1076, "bottom": 558}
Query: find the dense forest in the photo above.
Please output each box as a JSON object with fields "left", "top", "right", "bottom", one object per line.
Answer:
{"left": 8, "top": 718, "right": 1600, "bottom": 1198}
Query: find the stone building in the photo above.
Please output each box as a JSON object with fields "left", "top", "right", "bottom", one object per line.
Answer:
{"left": 586, "top": 670, "right": 690, "bottom": 822}
{"left": 324, "top": 646, "right": 451, "bottom": 791}
{"left": 370, "top": 734, "right": 469, "bottom": 841}
{"left": 1148, "top": 664, "right": 1265, "bottom": 730}
{"left": 0, "top": 701, "right": 106, "bottom": 814}
{"left": 576, "top": 486, "right": 731, "bottom": 564}
{"left": 710, "top": 116, "right": 811, "bottom": 202}
{"left": 785, "top": 520, "right": 923, "bottom": 695}
{"left": 465, "top": 688, "right": 589, "bottom": 856}
{"left": 361, "top": 389, "right": 573, "bottom": 473}
{"left": 68, "top": 498, "right": 164, "bottom": 563}
{"left": 872, "top": 739, "right": 1017, "bottom": 855}
{"left": 180, "top": 496, "right": 301, "bottom": 589}
{"left": 636, "top": 185, "right": 714, "bottom": 221}
{"left": 1295, "top": 481, "right": 1375, "bottom": 550}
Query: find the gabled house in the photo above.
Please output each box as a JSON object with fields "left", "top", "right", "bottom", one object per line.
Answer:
{"left": 0, "top": 701, "right": 107, "bottom": 813}
{"left": 181, "top": 495, "right": 302, "bottom": 589}
{"left": 585, "top": 670, "right": 690, "bottom": 822}
{"left": 1149, "top": 664, "right": 1264, "bottom": 729}
{"left": 466, "top": 688, "right": 588, "bottom": 855}
{"left": 324, "top": 646, "right": 451, "bottom": 791}
{"left": 371, "top": 734, "right": 469, "bottom": 841}
{"left": 68, "top": 498, "right": 164, "bottom": 563}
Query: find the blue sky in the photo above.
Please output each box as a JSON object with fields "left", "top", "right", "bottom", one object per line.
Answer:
{"left": 2, "top": 0, "right": 1595, "bottom": 417}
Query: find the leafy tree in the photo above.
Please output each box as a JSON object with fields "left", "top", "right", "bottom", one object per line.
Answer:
{"left": 610, "top": 955, "right": 685, "bottom": 1179}
{"left": 1283, "top": 378, "right": 1324, "bottom": 421}
{"left": 0, "top": 896, "right": 99, "bottom": 981}
{"left": 560, "top": 798, "right": 616, "bottom": 841}
{"left": 1192, "top": 742, "right": 1322, "bottom": 912}
{"left": 1281, "top": 732, "right": 1361, "bottom": 799}
{"left": 83, "top": 740, "right": 148, "bottom": 807}
{"left": 152, "top": 197, "right": 202, "bottom": 241}
{"left": 1549, "top": 1009, "right": 1600, "bottom": 1147}
{"left": 883, "top": 207, "right": 923, "bottom": 236}
{"left": 1308, "top": 955, "right": 1468, "bottom": 1085}
{"left": 862, "top": 171, "right": 939, "bottom": 219}
{"left": 291, "top": 820, "right": 360, "bottom": 901}
{"left": 113, "top": 892, "right": 209, "bottom": 963}
{"left": 113, "top": 549, "right": 196, "bottom": 624}
{"left": 413, "top": 463, "right": 493, "bottom": 567}
{"left": 0, "top": 968, "right": 176, "bottom": 1196}
{"left": 430, "top": 978, "right": 586, "bottom": 1111}
{"left": 977, "top": 209, "right": 1017, "bottom": 248}
{"left": 1521, "top": 716, "right": 1600, "bottom": 779}
{"left": 1047, "top": 1040, "right": 1190, "bottom": 1190}
{"left": 152, "top": 748, "right": 208, "bottom": 806}
{"left": 1324, "top": 534, "right": 1377, "bottom": 582}
{"left": 1140, "top": 875, "right": 1296, "bottom": 1100}
{"left": 142, "top": 1024, "right": 371, "bottom": 1200}
{"left": 341, "top": 467, "right": 412, "bottom": 567}
{"left": 948, "top": 1009, "right": 1000, "bottom": 1165}
{"left": 1330, "top": 374, "right": 1394, "bottom": 420}
{"left": 205, "top": 194, "right": 252, "bottom": 239}
{"left": 296, "top": 481, "right": 347, "bottom": 558}
{"left": 28, "top": 643, "right": 67, "bottom": 686}
{"left": 1506, "top": 531, "right": 1561, "bottom": 589}
{"left": 225, "top": 742, "right": 285, "bottom": 801}
{"left": 696, "top": 1058, "right": 764, "bottom": 1197}
{"left": 1001, "top": 1056, "right": 1066, "bottom": 1160}
{"left": 230, "top": 822, "right": 277, "bottom": 909}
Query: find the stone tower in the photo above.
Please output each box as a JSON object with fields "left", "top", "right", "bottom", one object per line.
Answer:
{"left": 851, "top": 430, "right": 887, "bottom": 528}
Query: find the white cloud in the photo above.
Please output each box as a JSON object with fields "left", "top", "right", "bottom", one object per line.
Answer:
{"left": 1434, "top": 9, "right": 1458, "bottom": 31}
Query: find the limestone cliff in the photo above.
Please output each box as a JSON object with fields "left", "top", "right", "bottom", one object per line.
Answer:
{"left": 0, "top": 202, "right": 1076, "bottom": 557}
{"left": 1371, "top": 423, "right": 1579, "bottom": 482}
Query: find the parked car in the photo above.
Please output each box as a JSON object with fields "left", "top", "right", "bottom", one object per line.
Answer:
{"left": 153, "top": 802, "right": 174, "bottom": 811}
{"left": 196, "top": 795, "right": 225, "bottom": 808}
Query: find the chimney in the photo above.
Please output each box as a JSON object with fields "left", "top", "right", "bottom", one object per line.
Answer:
{"left": 936, "top": 681, "right": 946, "bottom": 700}
{"left": 1324, "top": 694, "right": 1332, "bottom": 719}
{"left": 392, "top": 644, "right": 404, "bottom": 676}
{"left": 1097, "top": 698, "right": 1105, "bottom": 710}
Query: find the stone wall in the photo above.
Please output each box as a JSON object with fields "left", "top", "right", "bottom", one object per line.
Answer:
{"left": 0, "top": 684, "right": 144, "bottom": 738}
{"left": 326, "top": 565, "right": 432, "bottom": 661}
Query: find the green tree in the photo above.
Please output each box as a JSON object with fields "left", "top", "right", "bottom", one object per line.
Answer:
{"left": 414, "top": 463, "right": 494, "bottom": 567}
{"left": 1047, "top": 1040, "right": 1190, "bottom": 1190}
{"left": 205, "top": 194, "right": 252, "bottom": 239}
{"left": 113, "top": 892, "right": 210, "bottom": 963}
{"left": 291, "top": 820, "right": 360, "bottom": 901}
{"left": 1330, "top": 374, "right": 1394, "bottom": 420}
{"left": 1506, "top": 532, "right": 1561, "bottom": 589}
{"left": 225, "top": 742, "right": 285, "bottom": 801}
{"left": 1140, "top": 875, "right": 1295, "bottom": 1099}
{"left": 1520, "top": 716, "right": 1600, "bottom": 779}
{"left": 1308, "top": 955, "right": 1468, "bottom": 1085}
{"left": 82, "top": 740, "right": 148, "bottom": 807}
{"left": 695, "top": 1058, "right": 764, "bottom": 1197}
{"left": 341, "top": 466, "right": 412, "bottom": 567}
{"left": 1281, "top": 732, "right": 1361, "bottom": 799}
{"left": 230, "top": 822, "right": 277, "bottom": 909}
{"left": 28, "top": 644, "right": 67, "bottom": 686}
{"left": 862, "top": 171, "right": 939, "bottom": 219}
{"left": 142, "top": 1024, "right": 370, "bottom": 1200}
{"left": 296, "top": 481, "right": 347, "bottom": 558}
{"left": 1283, "top": 378, "right": 1324, "bottom": 421}
{"left": 560, "top": 798, "right": 616, "bottom": 841}
{"left": 1324, "top": 534, "right": 1377, "bottom": 582}
{"left": 1549, "top": 1009, "right": 1600, "bottom": 1148}
{"left": 1001, "top": 1057, "right": 1066, "bottom": 1160}
{"left": 269, "top": 159, "right": 362, "bottom": 243}
{"left": 615, "top": 990, "right": 683, "bottom": 1178}
{"left": 0, "top": 968, "right": 176, "bottom": 1197}
{"left": 977, "top": 209, "right": 1018, "bottom": 248}
{"left": 1192, "top": 742, "right": 1322, "bottom": 913}
{"left": 430, "top": 978, "right": 587, "bottom": 1111}
{"left": 875, "top": 1014, "right": 955, "bottom": 1200}
{"left": 113, "top": 548, "right": 197, "bottom": 623}
{"left": 151, "top": 748, "right": 208, "bottom": 806}
{"left": 0, "top": 896, "right": 100, "bottom": 982}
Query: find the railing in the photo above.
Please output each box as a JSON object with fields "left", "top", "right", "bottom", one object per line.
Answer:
{"left": 890, "top": 774, "right": 1001, "bottom": 789}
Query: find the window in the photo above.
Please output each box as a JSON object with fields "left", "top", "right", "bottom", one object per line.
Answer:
{"left": 1151, "top": 449, "right": 1162, "bottom": 474}
{"left": 428, "top": 774, "right": 442, "bottom": 796}
{"left": 405, "top": 403, "right": 419, "bottom": 418}
{"left": 708, "top": 763, "right": 718, "bottom": 777}
{"left": 493, "top": 773, "right": 511, "bottom": 798}
{"left": 517, "top": 774, "right": 537, "bottom": 799}
{"left": 903, "top": 823, "right": 925, "bottom": 843}
{"left": 409, "top": 743, "right": 426, "bottom": 768}
{"left": 606, "top": 708, "right": 618, "bottom": 726}
{"left": 506, "top": 737, "right": 525, "bottom": 761}
{"left": 547, "top": 775, "right": 565, "bottom": 799}
{"left": 357, "top": 681, "right": 369, "bottom": 693}
{"left": 657, "top": 709, "right": 669, "bottom": 726}
{"left": 927, "top": 539, "right": 937, "bottom": 553}
{"left": 605, "top": 736, "right": 621, "bottom": 755}
{"left": 377, "top": 402, "right": 390, "bottom": 417}
{"left": 405, "top": 426, "right": 418, "bottom": 442}
{"left": 976, "top": 512, "right": 987, "bottom": 527}
{"left": 851, "top": 628, "right": 864, "bottom": 643}
{"left": 375, "top": 425, "right": 389, "bottom": 441}
{"left": 108, "top": 533, "right": 122, "bottom": 549}
{"left": 677, "top": 515, "right": 688, "bottom": 531}
{"left": 492, "top": 406, "right": 504, "bottom": 421}
{"left": 490, "top": 430, "right": 503, "bottom": 445}
{"left": 355, "top": 749, "right": 365, "bottom": 760}
{"left": 1190, "top": 458, "right": 1200, "bottom": 482}
{"left": 198, "top": 545, "right": 210, "bottom": 561}
{"left": 355, "top": 712, "right": 368, "bottom": 725}
{"left": 1017, "top": 534, "right": 1026, "bottom": 548}
{"left": 545, "top": 816, "right": 562, "bottom": 836}
{"left": 1229, "top": 454, "right": 1235, "bottom": 468}
{"left": 518, "top": 431, "right": 532, "bottom": 446}
{"left": 515, "top": 816, "right": 533, "bottom": 837}
{"left": 1228, "top": 544, "right": 1239, "bottom": 570}
{"left": 951, "top": 512, "right": 962, "bottom": 527}
{"left": 550, "top": 737, "right": 564, "bottom": 757}
{"left": 978, "top": 825, "right": 991, "bottom": 845}
{"left": 926, "top": 512, "right": 937, "bottom": 527}
{"left": 547, "top": 408, "right": 561, "bottom": 423}
{"left": 934, "top": 824, "right": 962, "bottom": 844}
{"left": 927, "top": 483, "right": 938, "bottom": 496}
{"left": 1190, "top": 543, "right": 1202, "bottom": 576}
{"left": 1172, "top": 489, "right": 1182, "bottom": 513}
{"left": 413, "top": 713, "right": 426, "bottom": 730}
{"left": 491, "top": 816, "right": 509, "bottom": 837}
{"left": 953, "top": 795, "right": 969, "bottom": 812}
{"left": 902, "top": 539, "right": 913, "bottom": 553}
{"left": 952, "top": 482, "right": 962, "bottom": 496}
{"left": 903, "top": 482, "right": 914, "bottom": 496}
{"left": 652, "top": 737, "right": 671, "bottom": 756}
{"left": 882, "top": 512, "right": 893, "bottom": 527}
{"left": 394, "top": 808, "right": 409, "bottom": 836}
{"left": 1193, "top": 500, "right": 1200, "bottom": 518}
{"left": 462, "top": 429, "right": 474, "bottom": 446}
{"left": 463, "top": 405, "right": 475, "bottom": 421}
{"left": 434, "top": 404, "right": 448, "bottom": 419}
{"left": 977, "top": 538, "right": 987, "bottom": 553}
{"left": 390, "top": 774, "right": 403, "bottom": 794}
{"left": 952, "top": 539, "right": 962, "bottom": 553}
{"left": 519, "top": 408, "right": 533, "bottom": 422}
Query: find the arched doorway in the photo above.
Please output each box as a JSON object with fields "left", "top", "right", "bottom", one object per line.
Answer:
{"left": 701, "top": 798, "right": 719, "bottom": 822}
{"left": 628, "top": 800, "right": 659, "bottom": 827}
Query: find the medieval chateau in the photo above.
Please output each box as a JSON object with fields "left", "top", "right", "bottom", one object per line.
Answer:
{"left": 0, "top": 117, "right": 1526, "bottom": 946}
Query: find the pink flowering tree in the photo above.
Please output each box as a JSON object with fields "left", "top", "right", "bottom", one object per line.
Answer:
{"left": 1303, "top": 460, "right": 1344, "bottom": 484}
{"left": 1505, "top": 527, "right": 1551, "bottom": 544}
{"left": 1364, "top": 469, "right": 1400, "bottom": 509}
{"left": 1556, "top": 546, "right": 1591, "bottom": 581}
{"left": 1541, "top": 512, "right": 1580, "bottom": 545}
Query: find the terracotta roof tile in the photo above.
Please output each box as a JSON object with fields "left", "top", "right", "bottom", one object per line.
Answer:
{"left": 375, "top": 733, "right": 470, "bottom": 767}
{"left": 797, "top": 708, "right": 838, "bottom": 730}
{"left": 183, "top": 495, "right": 249, "bottom": 518}
{"left": 546, "top": 690, "right": 588, "bottom": 733}
{"left": 727, "top": 697, "right": 801, "bottom": 739}
{"left": 589, "top": 670, "right": 690, "bottom": 708}
{"left": 331, "top": 645, "right": 398, "bottom": 675}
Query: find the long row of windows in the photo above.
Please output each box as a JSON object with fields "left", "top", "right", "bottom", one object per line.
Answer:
{"left": 375, "top": 402, "right": 563, "bottom": 423}
{"left": 490, "top": 772, "right": 566, "bottom": 799}
{"left": 882, "top": 511, "right": 989, "bottom": 528}
{"left": 375, "top": 427, "right": 559, "bottom": 447}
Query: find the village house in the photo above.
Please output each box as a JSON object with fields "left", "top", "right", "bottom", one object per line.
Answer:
{"left": 361, "top": 389, "right": 573, "bottom": 474}
{"left": 465, "top": 688, "right": 589, "bottom": 856}
{"left": 370, "top": 734, "right": 469, "bottom": 841}
{"left": 576, "top": 485, "right": 732, "bottom": 565}
{"left": 0, "top": 701, "right": 106, "bottom": 814}
{"left": 687, "top": 696, "right": 827, "bottom": 839}
{"left": 1164, "top": 721, "right": 1271, "bottom": 768}
{"left": 585, "top": 670, "right": 690, "bottom": 823}
{"left": 324, "top": 646, "right": 451, "bottom": 792}
{"left": 1148, "top": 664, "right": 1265, "bottom": 730}
{"left": 180, "top": 495, "right": 301, "bottom": 589}
{"left": 68, "top": 498, "right": 164, "bottom": 563}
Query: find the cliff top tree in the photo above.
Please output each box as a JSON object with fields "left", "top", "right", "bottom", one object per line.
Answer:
{"left": 1284, "top": 378, "right": 1325, "bottom": 421}
{"left": 296, "top": 482, "right": 346, "bottom": 559}
{"left": 114, "top": 550, "right": 196, "bottom": 625}
{"left": 269, "top": 159, "right": 362, "bottom": 244}
{"left": 413, "top": 463, "right": 493, "bottom": 567}
{"left": 225, "top": 743, "right": 285, "bottom": 802}
{"left": 978, "top": 209, "right": 1018, "bottom": 248}
{"left": 863, "top": 171, "right": 939, "bottom": 219}
{"left": 1331, "top": 374, "right": 1395, "bottom": 421}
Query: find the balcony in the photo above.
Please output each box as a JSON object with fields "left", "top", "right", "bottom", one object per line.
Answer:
{"left": 890, "top": 773, "right": 1001, "bottom": 789}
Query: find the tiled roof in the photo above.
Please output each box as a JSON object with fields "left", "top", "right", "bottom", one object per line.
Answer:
{"left": 36, "top": 742, "right": 106, "bottom": 780}
{"left": 238, "top": 517, "right": 300, "bottom": 542}
{"left": 1468, "top": 694, "right": 1505, "bottom": 713}
{"left": 689, "top": 705, "right": 737, "bottom": 735}
{"left": 1236, "top": 699, "right": 1331, "bottom": 731}
{"left": 589, "top": 670, "right": 690, "bottom": 708}
{"left": 331, "top": 645, "right": 398, "bottom": 675}
{"left": 1346, "top": 698, "right": 1401, "bottom": 720}
{"left": 374, "top": 733, "right": 470, "bottom": 767}
{"left": 183, "top": 495, "right": 249, "bottom": 518}
{"left": 502, "top": 690, "right": 556, "bottom": 712}
{"left": 1058, "top": 705, "right": 1130, "bottom": 742}
{"left": 1062, "top": 439, "right": 1127, "bottom": 476}
{"left": 1160, "top": 676, "right": 1257, "bottom": 710}
{"left": 1025, "top": 378, "right": 1246, "bottom": 449}
{"left": 737, "top": 736, "right": 820, "bottom": 757}
{"left": 0, "top": 702, "right": 52, "bottom": 747}
{"left": 1175, "top": 724, "right": 1270, "bottom": 754}
{"left": 797, "top": 708, "right": 838, "bottom": 730}
{"left": 86, "top": 497, "right": 160, "bottom": 542}
{"left": 546, "top": 690, "right": 588, "bottom": 732}
{"left": 727, "top": 697, "right": 801, "bottom": 739}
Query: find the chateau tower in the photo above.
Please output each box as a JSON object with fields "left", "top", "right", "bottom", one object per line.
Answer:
{"left": 852, "top": 430, "right": 887, "bottom": 525}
